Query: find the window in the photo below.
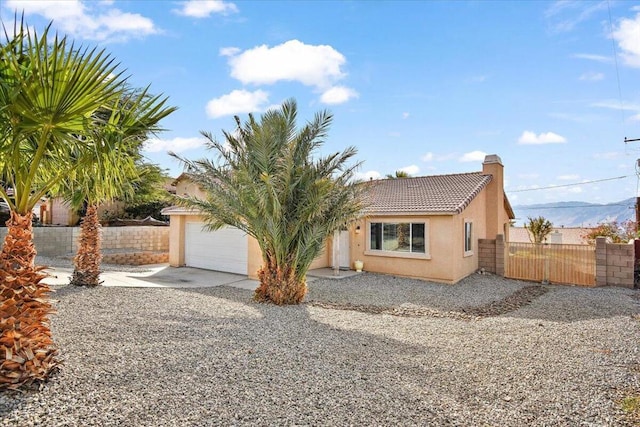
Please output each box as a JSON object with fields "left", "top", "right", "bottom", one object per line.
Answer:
{"left": 369, "top": 222, "right": 426, "bottom": 254}
{"left": 464, "top": 221, "right": 473, "bottom": 254}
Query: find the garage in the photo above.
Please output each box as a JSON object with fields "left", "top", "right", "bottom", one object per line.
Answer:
{"left": 184, "top": 222, "right": 248, "bottom": 275}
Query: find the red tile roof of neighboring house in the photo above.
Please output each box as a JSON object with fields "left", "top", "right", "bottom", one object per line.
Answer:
{"left": 362, "top": 172, "right": 493, "bottom": 215}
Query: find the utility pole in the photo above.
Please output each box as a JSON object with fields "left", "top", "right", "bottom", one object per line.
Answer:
{"left": 628, "top": 134, "right": 640, "bottom": 233}
{"left": 636, "top": 196, "right": 640, "bottom": 234}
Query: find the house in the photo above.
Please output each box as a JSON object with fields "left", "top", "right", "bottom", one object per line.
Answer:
{"left": 40, "top": 198, "right": 124, "bottom": 226}
{"left": 163, "top": 154, "right": 514, "bottom": 284}
{"left": 348, "top": 154, "right": 514, "bottom": 283}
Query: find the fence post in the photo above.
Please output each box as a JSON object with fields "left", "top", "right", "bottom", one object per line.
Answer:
{"left": 595, "top": 236, "right": 607, "bottom": 287}
{"left": 496, "top": 234, "right": 505, "bottom": 277}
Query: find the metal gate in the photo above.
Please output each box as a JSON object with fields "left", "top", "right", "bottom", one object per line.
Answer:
{"left": 505, "top": 242, "right": 595, "bottom": 286}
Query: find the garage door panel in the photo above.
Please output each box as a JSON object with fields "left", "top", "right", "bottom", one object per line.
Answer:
{"left": 185, "top": 223, "right": 248, "bottom": 275}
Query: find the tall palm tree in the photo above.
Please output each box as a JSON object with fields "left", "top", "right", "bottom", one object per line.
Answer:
{"left": 0, "top": 20, "right": 127, "bottom": 389}
{"left": 174, "top": 99, "right": 364, "bottom": 305}
{"left": 60, "top": 89, "right": 175, "bottom": 287}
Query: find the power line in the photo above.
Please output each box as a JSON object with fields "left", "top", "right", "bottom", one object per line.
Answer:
{"left": 508, "top": 175, "right": 631, "bottom": 193}
{"left": 607, "top": 0, "right": 626, "bottom": 132}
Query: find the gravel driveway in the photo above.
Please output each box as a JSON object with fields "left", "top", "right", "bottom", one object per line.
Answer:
{"left": 1, "top": 272, "right": 639, "bottom": 426}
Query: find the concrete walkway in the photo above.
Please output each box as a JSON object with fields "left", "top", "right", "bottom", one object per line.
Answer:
{"left": 42, "top": 264, "right": 362, "bottom": 290}
{"left": 43, "top": 264, "right": 259, "bottom": 290}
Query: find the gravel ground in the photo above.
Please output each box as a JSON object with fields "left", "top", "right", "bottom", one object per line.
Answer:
{"left": 1, "top": 272, "right": 639, "bottom": 426}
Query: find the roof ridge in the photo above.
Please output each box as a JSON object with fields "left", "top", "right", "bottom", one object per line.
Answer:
{"left": 378, "top": 171, "right": 482, "bottom": 181}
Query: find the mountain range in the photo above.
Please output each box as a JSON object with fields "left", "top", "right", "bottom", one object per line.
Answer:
{"left": 512, "top": 197, "right": 637, "bottom": 227}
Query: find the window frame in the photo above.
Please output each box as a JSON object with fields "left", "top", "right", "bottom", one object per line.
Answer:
{"left": 365, "top": 219, "right": 430, "bottom": 259}
{"left": 464, "top": 219, "right": 473, "bottom": 256}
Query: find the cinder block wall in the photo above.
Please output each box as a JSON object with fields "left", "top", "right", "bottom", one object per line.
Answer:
{"left": 595, "top": 237, "right": 634, "bottom": 288}
{"left": 89, "top": 226, "right": 169, "bottom": 252}
{"left": 0, "top": 226, "right": 169, "bottom": 256}
{"left": 478, "top": 239, "right": 496, "bottom": 273}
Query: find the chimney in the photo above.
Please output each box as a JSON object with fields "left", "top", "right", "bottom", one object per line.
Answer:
{"left": 483, "top": 154, "right": 504, "bottom": 239}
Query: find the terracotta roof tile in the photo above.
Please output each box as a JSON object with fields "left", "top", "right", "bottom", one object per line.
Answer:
{"left": 363, "top": 172, "right": 492, "bottom": 215}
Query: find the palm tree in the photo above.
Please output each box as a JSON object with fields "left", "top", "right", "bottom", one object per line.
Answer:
{"left": 385, "top": 170, "right": 410, "bottom": 179}
{"left": 0, "top": 20, "right": 127, "bottom": 389}
{"left": 174, "top": 99, "right": 364, "bottom": 305}
{"left": 525, "top": 216, "right": 553, "bottom": 244}
{"left": 59, "top": 89, "right": 175, "bottom": 287}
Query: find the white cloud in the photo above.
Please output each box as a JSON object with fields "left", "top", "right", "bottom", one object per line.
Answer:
{"left": 421, "top": 152, "right": 434, "bottom": 162}
{"left": 220, "top": 47, "right": 241, "bottom": 57}
{"left": 630, "top": 113, "right": 640, "bottom": 121}
{"left": 593, "top": 151, "right": 623, "bottom": 160}
{"left": 6, "top": 0, "right": 157, "bottom": 42}
{"left": 205, "top": 89, "right": 269, "bottom": 118}
{"left": 557, "top": 174, "right": 579, "bottom": 180}
{"left": 459, "top": 151, "right": 487, "bottom": 162}
{"left": 354, "top": 170, "right": 382, "bottom": 181}
{"left": 612, "top": 12, "right": 640, "bottom": 68}
{"left": 402, "top": 112, "right": 410, "bottom": 119}
{"left": 517, "top": 131, "right": 567, "bottom": 144}
{"left": 320, "top": 86, "right": 358, "bottom": 105}
{"left": 174, "top": 0, "right": 238, "bottom": 18}
{"left": 579, "top": 71, "right": 604, "bottom": 81}
{"left": 143, "top": 137, "right": 206, "bottom": 153}
{"left": 571, "top": 53, "right": 613, "bottom": 63}
{"left": 545, "top": 1, "right": 607, "bottom": 33}
{"left": 220, "top": 39, "right": 357, "bottom": 104}
{"left": 591, "top": 100, "right": 640, "bottom": 111}
{"left": 399, "top": 165, "right": 420, "bottom": 175}
{"left": 225, "top": 39, "right": 347, "bottom": 88}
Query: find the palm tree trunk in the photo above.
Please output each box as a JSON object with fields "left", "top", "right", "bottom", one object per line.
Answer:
{"left": 255, "top": 258, "right": 307, "bottom": 305}
{"left": 0, "top": 211, "right": 59, "bottom": 390}
{"left": 70, "top": 204, "right": 102, "bottom": 287}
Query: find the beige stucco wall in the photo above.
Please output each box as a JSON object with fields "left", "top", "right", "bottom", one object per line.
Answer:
{"left": 350, "top": 215, "right": 452, "bottom": 283}
{"left": 175, "top": 179, "right": 207, "bottom": 199}
{"left": 49, "top": 198, "right": 79, "bottom": 226}
{"left": 351, "top": 191, "right": 490, "bottom": 284}
{"left": 482, "top": 156, "right": 512, "bottom": 242}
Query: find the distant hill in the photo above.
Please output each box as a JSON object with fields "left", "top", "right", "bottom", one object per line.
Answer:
{"left": 513, "top": 197, "right": 636, "bottom": 227}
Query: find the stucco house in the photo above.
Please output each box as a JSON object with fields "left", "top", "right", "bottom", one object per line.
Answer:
{"left": 163, "top": 154, "right": 514, "bottom": 284}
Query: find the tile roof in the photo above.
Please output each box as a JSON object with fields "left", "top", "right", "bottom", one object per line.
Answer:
{"left": 362, "top": 172, "right": 492, "bottom": 215}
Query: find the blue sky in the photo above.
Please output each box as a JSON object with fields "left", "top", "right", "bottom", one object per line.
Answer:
{"left": 2, "top": 0, "right": 640, "bottom": 206}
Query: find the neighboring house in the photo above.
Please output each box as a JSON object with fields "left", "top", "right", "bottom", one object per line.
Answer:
{"left": 173, "top": 173, "right": 207, "bottom": 199}
{"left": 509, "top": 227, "right": 591, "bottom": 245}
{"left": 163, "top": 154, "right": 514, "bottom": 284}
{"left": 40, "top": 198, "right": 124, "bottom": 226}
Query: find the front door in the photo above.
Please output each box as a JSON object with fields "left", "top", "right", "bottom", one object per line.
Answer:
{"left": 332, "top": 230, "right": 351, "bottom": 270}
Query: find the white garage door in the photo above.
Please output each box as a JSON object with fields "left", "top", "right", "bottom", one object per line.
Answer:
{"left": 185, "top": 223, "right": 248, "bottom": 275}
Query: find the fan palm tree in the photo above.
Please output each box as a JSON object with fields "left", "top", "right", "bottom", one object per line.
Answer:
{"left": 0, "top": 20, "right": 128, "bottom": 389}
{"left": 59, "top": 89, "right": 175, "bottom": 287}
{"left": 174, "top": 99, "right": 364, "bottom": 305}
